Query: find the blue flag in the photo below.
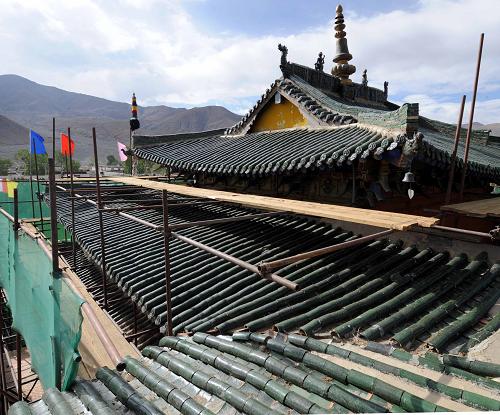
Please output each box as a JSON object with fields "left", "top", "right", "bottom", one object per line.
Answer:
{"left": 30, "top": 130, "right": 47, "bottom": 154}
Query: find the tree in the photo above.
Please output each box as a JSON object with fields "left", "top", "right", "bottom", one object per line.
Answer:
{"left": 55, "top": 151, "right": 80, "bottom": 173}
{"left": 15, "top": 149, "right": 81, "bottom": 176}
{"left": 107, "top": 155, "right": 118, "bottom": 166}
{"left": 0, "top": 158, "right": 12, "bottom": 176}
{"left": 123, "top": 158, "right": 161, "bottom": 175}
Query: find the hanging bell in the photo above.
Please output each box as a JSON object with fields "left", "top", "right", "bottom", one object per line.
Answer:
{"left": 402, "top": 171, "right": 415, "bottom": 183}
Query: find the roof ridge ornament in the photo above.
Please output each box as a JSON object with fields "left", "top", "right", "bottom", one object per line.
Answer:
{"left": 314, "top": 52, "right": 325, "bottom": 72}
{"left": 278, "top": 43, "right": 289, "bottom": 69}
{"left": 362, "top": 69, "right": 368, "bottom": 87}
{"left": 331, "top": 4, "right": 356, "bottom": 84}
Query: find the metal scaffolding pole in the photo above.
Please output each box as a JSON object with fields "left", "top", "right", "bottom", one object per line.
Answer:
{"left": 48, "top": 158, "right": 62, "bottom": 391}
{"left": 13, "top": 189, "right": 19, "bottom": 233}
{"left": 170, "top": 230, "right": 298, "bottom": 291}
{"left": 32, "top": 140, "right": 45, "bottom": 234}
{"left": 0, "top": 298, "right": 7, "bottom": 413}
{"left": 258, "top": 229, "right": 394, "bottom": 274}
{"left": 168, "top": 211, "right": 285, "bottom": 231}
{"left": 15, "top": 334, "right": 21, "bottom": 401}
{"left": 68, "top": 128, "right": 77, "bottom": 270}
{"left": 459, "top": 33, "right": 484, "bottom": 201}
{"left": 90, "top": 193, "right": 297, "bottom": 290}
{"left": 445, "top": 95, "right": 466, "bottom": 205}
{"left": 92, "top": 128, "right": 109, "bottom": 310}
{"left": 162, "top": 190, "right": 174, "bottom": 336}
{"left": 48, "top": 159, "right": 60, "bottom": 276}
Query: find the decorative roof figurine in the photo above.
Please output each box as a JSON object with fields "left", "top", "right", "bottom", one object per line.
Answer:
{"left": 331, "top": 4, "right": 356, "bottom": 84}
{"left": 278, "top": 44, "right": 289, "bottom": 68}
{"left": 314, "top": 52, "right": 325, "bottom": 72}
{"left": 362, "top": 69, "right": 368, "bottom": 86}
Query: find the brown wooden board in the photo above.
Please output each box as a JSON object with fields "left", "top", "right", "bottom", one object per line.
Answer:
{"left": 442, "top": 197, "right": 500, "bottom": 218}
{"left": 107, "top": 177, "right": 439, "bottom": 230}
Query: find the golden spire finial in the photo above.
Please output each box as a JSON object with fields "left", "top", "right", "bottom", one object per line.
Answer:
{"left": 332, "top": 4, "right": 356, "bottom": 84}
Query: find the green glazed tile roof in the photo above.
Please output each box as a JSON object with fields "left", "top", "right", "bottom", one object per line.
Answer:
{"left": 11, "top": 333, "right": 500, "bottom": 414}
{"left": 133, "top": 74, "right": 500, "bottom": 181}
{"left": 49, "top": 185, "right": 500, "bottom": 353}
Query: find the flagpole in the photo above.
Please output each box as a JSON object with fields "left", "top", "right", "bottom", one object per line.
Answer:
{"left": 52, "top": 117, "right": 56, "bottom": 160}
{"left": 65, "top": 154, "right": 69, "bottom": 178}
{"left": 29, "top": 130, "right": 35, "bottom": 217}
{"left": 68, "top": 127, "right": 77, "bottom": 270}
{"left": 32, "top": 139, "right": 45, "bottom": 234}
{"left": 129, "top": 127, "right": 132, "bottom": 176}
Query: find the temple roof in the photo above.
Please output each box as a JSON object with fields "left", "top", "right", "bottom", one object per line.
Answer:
{"left": 132, "top": 6, "right": 500, "bottom": 183}
{"left": 13, "top": 332, "right": 500, "bottom": 414}
{"left": 51, "top": 186, "right": 499, "bottom": 352}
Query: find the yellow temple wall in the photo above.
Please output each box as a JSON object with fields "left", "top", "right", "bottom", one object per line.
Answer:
{"left": 250, "top": 96, "right": 308, "bottom": 132}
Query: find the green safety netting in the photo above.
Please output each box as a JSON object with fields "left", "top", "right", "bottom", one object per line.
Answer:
{"left": 0, "top": 212, "right": 84, "bottom": 390}
{"left": 0, "top": 181, "right": 70, "bottom": 242}
{"left": 0, "top": 180, "right": 49, "bottom": 219}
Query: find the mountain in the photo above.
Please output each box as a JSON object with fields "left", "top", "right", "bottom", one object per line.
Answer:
{"left": 0, "top": 114, "right": 29, "bottom": 158}
{"left": 0, "top": 74, "right": 241, "bottom": 161}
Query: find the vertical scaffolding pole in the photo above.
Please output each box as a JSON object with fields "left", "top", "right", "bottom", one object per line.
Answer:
{"left": 161, "top": 190, "right": 173, "bottom": 336}
{"left": 12, "top": 187, "right": 23, "bottom": 402}
{"left": 28, "top": 135, "right": 35, "bottom": 218}
{"left": 459, "top": 33, "right": 484, "bottom": 202}
{"left": 351, "top": 163, "right": 356, "bottom": 205}
{"left": 48, "top": 159, "right": 60, "bottom": 275}
{"left": 445, "top": 95, "right": 466, "bottom": 204}
{"left": 133, "top": 304, "right": 138, "bottom": 347}
{"left": 48, "top": 158, "right": 62, "bottom": 390}
{"left": 15, "top": 334, "right": 21, "bottom": 401}
{"left": 52, "top": 117, "right": 56, "bottom": 161}
{"left": 92, "top": 128, "right": 108, "bottom": 310}
{"left": 13, "top": 189, "right": 19, "bottom": 233}
{"left": 33, "top": 140, "right": 45, "bottom": 234}
{"left": 68, "top": 128, "right": 77, "bottom": 270}
{"left": 129, "top": 128, "right": 132, "bottom": 176}
{"left": 0, "top": 302, "right": 7, "bottom": 414}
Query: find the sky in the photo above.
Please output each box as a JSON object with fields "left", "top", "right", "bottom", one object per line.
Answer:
{"left": 1, "top": 0, "right": 500, "bottom": 123}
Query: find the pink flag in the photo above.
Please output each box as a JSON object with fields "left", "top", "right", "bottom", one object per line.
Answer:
{"left": 117, "top": 141, "right": 128, "bottom": 161}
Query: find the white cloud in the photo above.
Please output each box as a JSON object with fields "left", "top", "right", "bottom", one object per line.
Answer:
{"left": 1, "top": 0, "right": 500, "bottom": 123}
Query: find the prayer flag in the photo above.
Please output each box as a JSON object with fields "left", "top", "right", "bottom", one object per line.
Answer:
{"left": 30, "top": 130, "right": 47, "bottom": 154}
{"left": 117, "top": 141, "right": 128, "bottom": 161}
{"left": 6, "top": 181, "right": 18, "bottom": 198}
{"left": 61, "top": 133, "right": 75, "bottom": 156}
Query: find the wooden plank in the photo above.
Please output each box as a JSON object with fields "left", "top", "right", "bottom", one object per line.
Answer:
{"left": 442, "top": 197, "right": 500, "bottom": 218}
{"left": 107, "top": 177, "right": 439, "bottom": 230}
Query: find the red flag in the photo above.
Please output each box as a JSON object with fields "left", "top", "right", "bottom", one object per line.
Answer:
{"left": 61, "top": 133, "right": 75, "bottom": 156}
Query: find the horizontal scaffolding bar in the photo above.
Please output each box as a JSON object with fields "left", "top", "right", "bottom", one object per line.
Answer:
{"left": 100, "top": 205, "right": 163, "bottom": 212}
{"left": 125, "top": 327, "right": 159, "bottom": 341}
{"left": 430, "top": 224, "right": 495, "bottom": 239}
{"left": 170, "top": 230, "right": 297, "bottom": 291}
{"left": 58, "top": 185, "right": 297, "bottom": 291}
{"left": 167, "top": 211, "right": 286, "bottom": 230}
{"left": 55, "top": 186, "right": 140, "bottom": 193}
{"left": 258, "top": 229, "right": 395, "bottom": 273}
{"left": 100, "top": 200, "right": 223, "bottom": 212}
